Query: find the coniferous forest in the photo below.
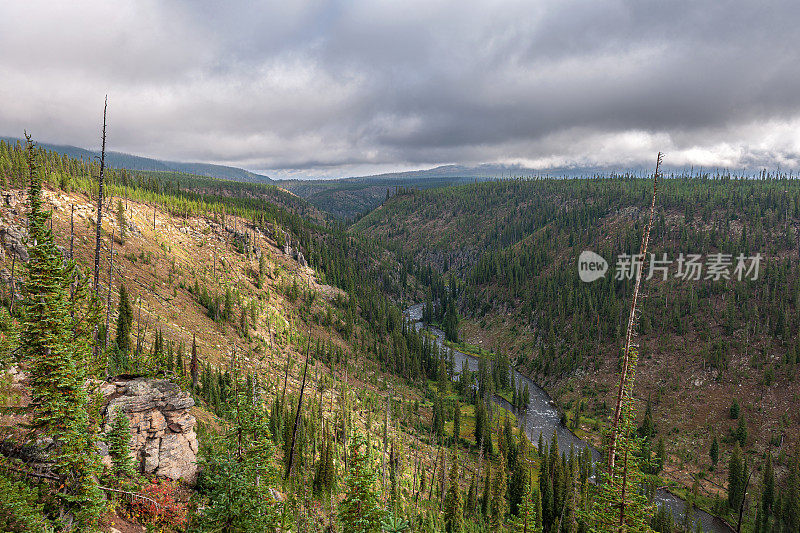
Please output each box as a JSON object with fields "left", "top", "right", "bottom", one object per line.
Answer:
{"left": 7, "top": 1, "right": 800, "bottom": 531}
{"left": 2, "top": 126, "right": 799, "bottom": 533}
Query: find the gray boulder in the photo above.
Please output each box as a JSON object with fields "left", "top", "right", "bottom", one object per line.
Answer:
{"left": 101, "top": 377, "right": 198, "bottom": 483}
{"left": 0, "top": 225, "right": 29, "bottom": 262}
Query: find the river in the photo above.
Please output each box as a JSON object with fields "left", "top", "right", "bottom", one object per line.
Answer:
{"left": 405, "top": 304, "right": 732, "bottom": 533}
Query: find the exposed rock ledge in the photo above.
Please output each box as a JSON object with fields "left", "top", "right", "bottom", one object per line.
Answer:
{"left": 99, "top": 377, "right": 198, "bottom": 483}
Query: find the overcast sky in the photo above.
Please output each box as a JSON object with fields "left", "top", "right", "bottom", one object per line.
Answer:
{"left": 2, "top": 1, "right": 800, "bottom": 179}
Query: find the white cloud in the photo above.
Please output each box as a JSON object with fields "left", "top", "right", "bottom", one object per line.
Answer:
{"left": 1, "top": 0, "right": 800, "bottom": 178}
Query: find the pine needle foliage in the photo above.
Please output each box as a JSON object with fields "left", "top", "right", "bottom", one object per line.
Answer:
{"left": 106, "top": 411, "right": 136, "bottom": 479}
{"left": 192, "top": 372, "right": 280, "bottom": 532}
{"left": 20, "top": 134, "right": 105, "bottom": 528}
{"left": 313, "top": 428, "right": 336, "bottom": 494}
{"left": 112, "top": 283, "right": 133, "bottom": 371}
{"left": 0, "top": 471, "right": 49, "bottom": 532}
{"left": 585, "top": 154, "right": 662, "bottom": 533}
{"left": 586, "top": 345, "right": 655, "bottom": 532}
{"left": 339, "top": 432, "right": 385, "bottom": 533}
{"left": 443, "top": 455, "right": 463, "bottom": 533}
{"left": 510, "top": 478, "right": 543, "bottom": 533}
{"left": 490, "top": 453, "right": 508, "bottom": 527}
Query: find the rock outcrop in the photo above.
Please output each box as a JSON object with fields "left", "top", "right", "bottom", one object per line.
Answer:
{"left": 0, "top": 225, "right": 29, "bottom": 262}
{"left": 101, "top": 377, "right": 198, "bottom": 483}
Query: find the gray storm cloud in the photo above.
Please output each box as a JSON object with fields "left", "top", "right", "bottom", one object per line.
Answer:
{"left": 2, "top": 0, "right": 799, "bottom": 178}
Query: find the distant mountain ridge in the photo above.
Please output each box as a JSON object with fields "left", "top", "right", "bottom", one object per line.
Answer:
{"left": 341, "top": 162, "right": 714, "bottom": 181}
{"left": 276, "top": 163, "right": 666, "bottom": 219}
{"left": 0, "top": 136, "right": 272, "bottom": 183}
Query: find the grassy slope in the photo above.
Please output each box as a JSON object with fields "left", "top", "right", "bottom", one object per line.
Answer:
{"left": 0, "top": 185, "right": 512, "bottom": 529}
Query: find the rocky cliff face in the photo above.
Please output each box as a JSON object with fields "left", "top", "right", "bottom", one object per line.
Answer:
{"left": 100, "top": 377, "right": 199, "bottom": 483}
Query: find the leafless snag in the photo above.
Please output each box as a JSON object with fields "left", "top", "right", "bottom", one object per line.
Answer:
{"left": 104, "top": 230, "right": 115, "bottom": 350}
{"left": 607, "top": 153, "right": 662, "bottom": 485}
{"left": 285, "top": 327, "right": 312, "bottom": 480}
{"left": 9, "top": 254, "right": 16, "bottom": 314}
{"left": 69, "top": 204, "right": 74, "bottom": 259}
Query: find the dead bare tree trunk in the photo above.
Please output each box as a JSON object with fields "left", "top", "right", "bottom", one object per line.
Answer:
{"left": 9, "top": 254, "right": 16, "bottom": 314}
{"left": 382, "top": 387, "right": 391, "bottom": 497}
{"left": 69, "top": 204, "right": 74, "bottom": 259}
{"left": 428, "top": 445, "right": 441, "bottom": 502}
{"left": 285, "top": 328, "right": 312, "bottom": 480}
{"left": 135, "top": 295, "right": 143, "bottom": 355}
{"left": 439, "top": 450, "right": 447, "bottom": 507}
{"left": 736, "top": 471, "right": 752, "bottom": 533}
{"left": 607, "top": 153, "right": 662, "bottom": 480}
{"left": 104, "top": 230, "right": 115, "bottom": 350}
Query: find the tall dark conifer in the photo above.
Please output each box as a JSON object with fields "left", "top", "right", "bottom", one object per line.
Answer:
{"left": 21, "top": 134, "right": 104, "bottom": 527}
{"left": 114, "top": 284, "right": 132, "bottom": 355}
{"left": 190, "top": 334, "right": 199, "bottom": 390}
{"left": 444, "top": 456, "right": 463, "bottom": 533}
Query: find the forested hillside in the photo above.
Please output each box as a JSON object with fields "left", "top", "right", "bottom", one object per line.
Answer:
{"left": 354, "top": 175, "right": 800, "bottom": 528}
{"left": 0, "top": 136, "right": 273, "bottom": 183}
{"left": 3, "top": 135, "right": 800, "bottom": 532}
{"left": 0, "top": 137, "right": 597, "bottom": 533}
{"left": 278, "top": 175, "right": 481, "bottom": 220}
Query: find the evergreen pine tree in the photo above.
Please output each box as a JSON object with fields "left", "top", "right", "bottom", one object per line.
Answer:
{"left": 728, "top": 442, "right": 745, "bottom": 510}
{"left": 782, "top": 451, "right": 799, "bottom": 532}
{"left": 114, "top": 284, "right": 132, "bottom": 357}
{"left": 432, "top": 393, "right": 445, "bottom": 443}
{"left": 0, "top": 471, "right": 49, "bottom": 532}
{"left": 735, "top": 415, "right": 748, "bottom": 447}
{"left": 339, "top": 433, "right": 385, "bottom": 533}
{"left": 729, "top": 398, "right": 740, "bottom": 419}
{"left": 655, "top": 436, "right": 666, "bottom": 474}
{"left": 313, "top": 429, "right": 335, "bottom": 494}
{"left": 453, "top": 401, "right": 461, "bottom": 444}
{"left": 193, "top": 374, "right": 280, "bottom": 532}
{"left": 758, "top": 452, "right": 774, "bottom": 532}
{"left": 116, "top": 199, "right": 127, "bottom": 244}
{"left": 466, "top": 476, "right": 477, "bottom": 518}
{"left": 638, "top": 399, "right": 655, "bottom": 441}
{"left": 444, "top": 456, "right": 463, "bottom": 533}
{"left": 106, "top": 410, "right": 136, "bottom": 479}
{"left": 190, "top": 334, "right": 199, "bottom": 390}
{"left": 512, "top": 479, "right": 543, "bottom": 533}
{"left": 490, "top": 455, "right": 508, "bottom": 527}
{"left": 20, "top": 134, "right": 104, "bottom": 527}
{"left": 709, "top": 436, "right": 719, "bottom": 468}
{"left": 481, "top": 469, "right": 492, "bottom": 517}
{"left": 509, "top": 459, "right": 528, "bottom": 517}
